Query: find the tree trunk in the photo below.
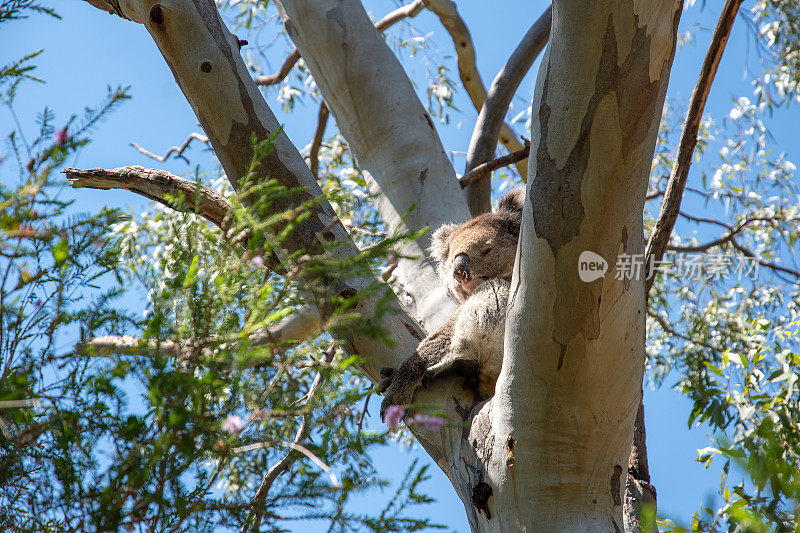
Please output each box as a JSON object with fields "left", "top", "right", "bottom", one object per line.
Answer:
{"left": 479, "top": 1, "right": 682, "bottom": 529}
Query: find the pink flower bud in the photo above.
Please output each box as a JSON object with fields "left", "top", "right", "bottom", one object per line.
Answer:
{"left": 384, "top": 405, "right": 405, "bottom": 428}
{"left": 55, "top": 127, "right": 71, "bottom": 145}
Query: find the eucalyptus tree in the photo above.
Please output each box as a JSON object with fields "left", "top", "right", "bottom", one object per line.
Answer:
{"left": 3, "top": 0, "right": 800, "bottom": 531}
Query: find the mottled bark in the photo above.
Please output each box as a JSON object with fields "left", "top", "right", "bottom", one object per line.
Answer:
{"left": 77, "top": 1, "right": 684, "bottom": 531}
{"left": 481, "top": 1, "right": 682, "bottom": 530}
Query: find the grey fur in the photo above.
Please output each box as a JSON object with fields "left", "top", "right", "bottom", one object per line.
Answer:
{"left": 380, "top": 189, "right": 523, "bottom": 419}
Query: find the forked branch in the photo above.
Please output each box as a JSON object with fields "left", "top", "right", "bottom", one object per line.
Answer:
{"left": 130, "top": 132, "right": 209, "bottom": 163}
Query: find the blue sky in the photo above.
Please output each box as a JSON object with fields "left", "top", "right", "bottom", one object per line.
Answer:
{"left": 3, "top": 1, "right": 799, "bottom": 530}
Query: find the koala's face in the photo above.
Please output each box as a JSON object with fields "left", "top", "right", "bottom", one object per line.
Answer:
{"left": 430, "top": 189, "right": 523, "bottom": 302}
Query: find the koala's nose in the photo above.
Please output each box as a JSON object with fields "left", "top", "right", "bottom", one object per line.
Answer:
{"left": 453, "top": 253, "right": 471, "bottom": 283}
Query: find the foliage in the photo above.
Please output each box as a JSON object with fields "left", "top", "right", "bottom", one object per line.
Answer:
{"left": 0, "top": 3, "right": 442, "bottom": 532}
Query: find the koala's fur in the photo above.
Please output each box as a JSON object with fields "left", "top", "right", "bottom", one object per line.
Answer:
{"left": 379, "top": 188, "right": 524, "bottom": 419}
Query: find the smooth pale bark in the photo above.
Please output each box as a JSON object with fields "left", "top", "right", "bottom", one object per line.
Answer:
{"left": 480, "top": 1, "right": 682, "bottom": 530}
{"left": 273, "top": 0, "right": 469, "bottom": 333}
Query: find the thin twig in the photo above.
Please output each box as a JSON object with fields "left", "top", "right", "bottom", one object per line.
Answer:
{"left": 130, "top": 132, "right": 209, "bottom": 163}
{"left": 254, "top": 0, "right": 425, "bottom": 87}
{"left": 665, "top": 216, "right": 787, "bottom": 253}
{"left": 308, "top": 102, "right": 329, "bottom": 178}
{"left": 355, "top": 391, "right": 372, "bottom": 444}
{"left": 730, "top": 240, "right": 800, "bottom": 280}
{"left": 645, "top": 0, "right": 744, "bottom": 293}
{"left": 459, "top": 142, "right": 530, "bottom": 189}
{"left": 82, "top": 304, "right": 322, "bottom": 360}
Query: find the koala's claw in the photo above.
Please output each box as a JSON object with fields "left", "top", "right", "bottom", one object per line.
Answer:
{"left": 380, "top": 366, "right": 395, "bottom": 379}
{"left": 378, "top": 376, "right": 393, "bottom": 394}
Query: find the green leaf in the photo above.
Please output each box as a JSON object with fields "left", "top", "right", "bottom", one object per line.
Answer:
{"left": 182, "top": 255, "right": 199, "bottom": 288}
{"left": 52, "top": 237, "right": 68, "bottom": 264}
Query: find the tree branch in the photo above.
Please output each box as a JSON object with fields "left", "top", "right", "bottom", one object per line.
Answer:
{"left": 64, "top": 165, "right": 232, "bottom": 230}
{"left": 423, "top": 0, "right": 528, "bottom": 190}
{"left": 130, "top": 132, "right": 209, "bottom": 163}
{"left": 308, "top": 102, "right": 329, "bottom": 178}
{"left": 254, "top": 49, "right": 301, "bottom": 87}
{"left": 253, "top": 0, "right": 424, "bottom": 87}
{"left": 665, "top": 216, "right": 782, "bottom": 253}
{"left": 459, "top": 142, "right": 529, "bottom": 190}
{"left": 463, "top": 5, "right": 551, "bottom": 215}
{"left": 634, "top": 3, "right": 743, "bottom": 529}
{"left": 731, "top": 239, "right": 800, "bottom": 280}
{"left": 274, "top": 0, "right": 469, "bottom": 332}
{"left": 645, "top": 0, "right": 744, "bottom": 293}
{"left": 81, "top": 304, "right": 322, "bottom": 362}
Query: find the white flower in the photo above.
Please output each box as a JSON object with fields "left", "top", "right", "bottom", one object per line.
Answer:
{"left": 221, "top": 415, "right": 243, "bottom": 433}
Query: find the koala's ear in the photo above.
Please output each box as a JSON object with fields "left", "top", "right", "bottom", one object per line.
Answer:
{"left": 497, "top": 187, "right": 525, "bottom": 215}
{"left": 430, "top": 223, "right": 457, "bottom": 266}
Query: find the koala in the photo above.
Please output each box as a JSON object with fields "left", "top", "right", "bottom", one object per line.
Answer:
{"left": 379, "top": 188, "right": 524, "bottom": 420}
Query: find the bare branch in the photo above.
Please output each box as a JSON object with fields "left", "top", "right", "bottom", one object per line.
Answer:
{"left": 665, "top": 216, "right": 782, "bottom": 253}
{"left": 308, "top": 102, "right": 329, "bottom": 178}
{"left": 731, "top": 240, "right": 800, "bottom": 280}
{"left": 64, "top": 165, "right": 232, "bottom": 230}
{"left": 130, "top": 132, "right": 209, "bottom": 163}
{"left": 254, "top": 0, "right": 425, "bottom": 87}
{"left": 634, "top": 3, "right": 742, "bottom": 527}
{"left": 81, "top": 304, "right": 322, "bottom": 361}
{"left": 459, "top": 142, "right": 529, "bottom": 189}
{"left": 645, "top": 0, "right": 744, "bottom": 293}
{"left": 254, "top": 49, "right": 301, "bottom": 87}
{"left": 423, "top": 0, "right": 528, "bottom": 188}
{"left": 463, "top": 5, "right": 551, "bottom": 214}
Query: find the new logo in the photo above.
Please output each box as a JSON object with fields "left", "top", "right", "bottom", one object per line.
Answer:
{"left": 578, "top": 251, "right": 608, "bottom": 282}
